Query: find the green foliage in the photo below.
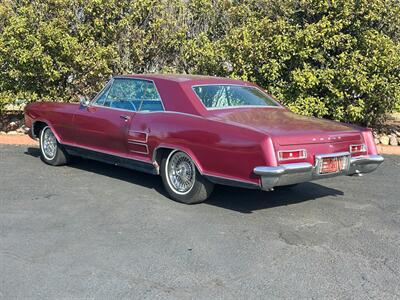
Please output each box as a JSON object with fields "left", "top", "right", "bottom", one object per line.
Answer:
{"left": 0, "top": 0, "right": 399, "bottom": 125}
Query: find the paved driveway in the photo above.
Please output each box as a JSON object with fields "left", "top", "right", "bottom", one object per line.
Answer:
{"left": 0, "top": 145, "right": 399, "bottom": 299}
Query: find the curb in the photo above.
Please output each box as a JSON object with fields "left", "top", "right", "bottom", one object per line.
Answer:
{"left": 0, "top": 134, "right": 38, "bottom": 145}
{"left": 376, "top": 145, "right": 400, "bottom": 156}
{"left": 1, "top": 134, "right": 400, "bottom": 155}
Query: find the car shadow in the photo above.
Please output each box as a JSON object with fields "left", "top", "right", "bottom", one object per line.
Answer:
{"left": 205, "top": 183, "right": 343, "bottom": 213}
{"left": 25, "top": 147, "right": 167, "bottom": 196}
{"left": 25, "top": 147, "right": 344, "bottom": 213}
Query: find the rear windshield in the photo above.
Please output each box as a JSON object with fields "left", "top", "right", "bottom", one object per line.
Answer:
{"left": 192, "top": 85, "right": 280, "bottom": 109}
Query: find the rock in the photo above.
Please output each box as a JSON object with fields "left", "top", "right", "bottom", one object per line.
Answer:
{"left": 7, "top": 121, "right": 19, "bottom": 131}
{"left": 374, "top": 138, "right": 380, "bottom": 145}
{"left": 6, "top": 130, "right": 19, "bottom": 135}
{"left": 379, "top": 135, "right": 390, "bottom": 145}
{"left": 397, "top": 137, "right": 400, "bottom": 145}
{"left": 16, "top": 126, "right": 29, "bottom": 134}
{"left": 0, "top": 131, "right": 6, "bottom": 135}
{"left": 394, "top": 130, "right": 400, "bottom": 137}
{"left": 389, "top": 136, "right": 399, "bottom": 146}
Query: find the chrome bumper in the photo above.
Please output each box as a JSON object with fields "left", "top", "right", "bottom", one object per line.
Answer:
{"left": 253, "top": 154, "right": 384, "bottom": 190}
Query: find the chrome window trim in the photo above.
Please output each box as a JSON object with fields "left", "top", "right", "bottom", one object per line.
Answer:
{"left": 191, "top": 83, "right": 283, "bottom": 110}
{"left": 91, "top": 78, "right": 114, "bottom": 105}
{"left": 90, "top": 77, "right": 165, "bottom": 112}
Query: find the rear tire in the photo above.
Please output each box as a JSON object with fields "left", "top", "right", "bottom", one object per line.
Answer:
{"left": 39, "top": 126, "right": 69, "bottom": 166}
{"left": 161, "top": 150, "right": 214, "bottom": 204}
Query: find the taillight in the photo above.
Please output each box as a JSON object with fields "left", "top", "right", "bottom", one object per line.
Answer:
{"left": 278, "top": 149, "right": 307, "bottom": 161}
{"left": 350, "top": 144, "right": 366, "bottom": 154}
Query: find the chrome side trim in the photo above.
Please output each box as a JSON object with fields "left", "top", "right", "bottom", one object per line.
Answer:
{"left": 63, "top": 144, "right": 157, "bottom": 175}
{"left": 61, "top": 142, "right": 152, "bottom": 164}
{"left": 128, "top": 141, "right": 149, "bottom": 155}
{"left": 204, "top": 174, "right": 259, "bottom": 190}
{"left": 128, "top": 130, "right": 148, "bottom": 143}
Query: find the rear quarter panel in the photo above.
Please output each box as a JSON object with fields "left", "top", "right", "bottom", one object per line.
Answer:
{"left": 131, "top": 112, "right": 272, "bottom": 185}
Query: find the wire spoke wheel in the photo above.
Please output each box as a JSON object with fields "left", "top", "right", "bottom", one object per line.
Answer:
{"left": 41, "top": 128, "right": 57, "bottom": 160}
{"left": 167, "top": 151, "right": 196, "bottom": 195}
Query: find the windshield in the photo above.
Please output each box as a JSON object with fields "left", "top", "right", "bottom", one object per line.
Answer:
{"left": 192, "top": 85, "right": 280, "bottom": 109}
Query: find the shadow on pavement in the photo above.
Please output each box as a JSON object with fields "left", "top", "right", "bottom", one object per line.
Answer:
{"left": 25, "top": 147, "right": 344, "bottom": 213}
{"left": 205, "top": 183, "right": 343, "bottom": 213}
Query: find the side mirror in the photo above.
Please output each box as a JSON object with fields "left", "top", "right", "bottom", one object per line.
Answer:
{"left": 79, "top": 95, "right": 90, "bottom": 107}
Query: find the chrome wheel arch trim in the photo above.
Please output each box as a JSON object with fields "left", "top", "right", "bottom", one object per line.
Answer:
{"left": 32, "top": 120, "right": 62, "bottom": 143}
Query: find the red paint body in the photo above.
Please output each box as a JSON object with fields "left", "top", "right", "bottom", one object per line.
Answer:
{"left": 24, "top": 74, "right": 378, "bottom": 186}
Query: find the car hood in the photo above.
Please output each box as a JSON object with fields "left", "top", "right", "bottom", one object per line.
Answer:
{"left": 209, "top": 108, "right": 362, "bottom": 145}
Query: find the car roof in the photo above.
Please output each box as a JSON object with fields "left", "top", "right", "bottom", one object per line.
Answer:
{"left": 115, "top": 74, "right": 250, "bottom": 85}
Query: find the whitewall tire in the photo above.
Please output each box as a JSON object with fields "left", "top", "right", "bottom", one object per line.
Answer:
{"left": 39, "top": 126, "right": 68, "bottom": 166}
{"left": 161, "top": 150, "right": 214, "bottom": 204}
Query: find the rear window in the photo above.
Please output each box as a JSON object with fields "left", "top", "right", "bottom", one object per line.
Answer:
{"left": 192, "top": 85, "right": 279, "bottom": 109}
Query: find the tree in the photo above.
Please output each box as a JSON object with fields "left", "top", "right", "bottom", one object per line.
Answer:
{"left": 0, "top": 0, "right": 399, "bottom": 125}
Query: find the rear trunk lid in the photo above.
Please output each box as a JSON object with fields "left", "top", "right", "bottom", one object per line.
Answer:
{"left": 209, "top": 107, "right": 363, "bottom": 144}
{"left": 209, "top": 108, "right": 364, "bottom": 164}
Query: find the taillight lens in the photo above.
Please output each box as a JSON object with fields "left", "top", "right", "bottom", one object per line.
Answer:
{"left": 350, "top": 144, "right": 366, "bottom": 154}
{"left": 278, "top": 149, "right": 307, "bottom": 161}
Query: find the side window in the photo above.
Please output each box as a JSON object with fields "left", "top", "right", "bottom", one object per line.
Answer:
{"left": 93, "top": 81, "right": 112, "bottom": 106}
{"left": 103, "top": 79, "right": 139, "bottom": 111}
{"left": 94, "top": 78, "right": 164, "bottom": 112}
{"left": 137, "top": 81, "right": 164, "bottom": 112}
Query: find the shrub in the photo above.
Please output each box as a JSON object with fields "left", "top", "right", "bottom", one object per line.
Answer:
{"left": 0, "top": 0, "right": 399, "bottom": 126}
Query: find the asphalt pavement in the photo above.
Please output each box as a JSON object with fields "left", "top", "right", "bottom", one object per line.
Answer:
{"left": 0, "top": 145, "right": 399, "bottom": 299}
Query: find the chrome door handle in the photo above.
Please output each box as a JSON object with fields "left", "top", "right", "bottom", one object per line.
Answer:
{"left": 120, "top": 115, "right": 130, "bottom": 121}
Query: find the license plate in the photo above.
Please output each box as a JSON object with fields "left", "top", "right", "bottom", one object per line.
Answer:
{"left": 320, "top": 157, "right": 339, "bottom": 174}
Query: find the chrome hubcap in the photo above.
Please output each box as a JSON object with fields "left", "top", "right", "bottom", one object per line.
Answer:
{"left": 167, "top": 152, "right": 195, "bottom": 194}
{"left": 42, "top": 128, "right": 57, "bottom": 159}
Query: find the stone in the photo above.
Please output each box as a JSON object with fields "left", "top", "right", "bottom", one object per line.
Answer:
{"left": 379, "top": 135, "right": 390, "bottom": 145}
{"left": 16, "top": 127, "right": 26, "bottom": 134}
{"left": 389, "top": 136, "right": 399, "bottom": 146}
{"left": 6, "top": 130, "right": 19, "bottom": 135}
{"left": 374, "top": 138, "right": 380, "bottom": 145}
{"left": 0, "top": 131, "right": 6, "bottom": 135}
{"left": 7, "top": 121, "right": 19, "bottom": 131}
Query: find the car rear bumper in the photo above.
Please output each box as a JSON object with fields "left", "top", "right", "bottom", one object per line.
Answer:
{"left": 253, "top": 154, "right": 384, "bottom": 190}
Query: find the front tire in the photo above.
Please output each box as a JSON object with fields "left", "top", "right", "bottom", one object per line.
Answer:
{"left": 39, "top": 126, "right": 68, "bottom": 166}
{"left": 161, "top": 150, "right": 214, "bottom": 204}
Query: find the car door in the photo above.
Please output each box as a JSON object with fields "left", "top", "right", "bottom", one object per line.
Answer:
{"left": 125, "top": 79, "right": 166, "bottom": 161}
{"left": 73, "top": 78, "right": 139, "bottom": 156}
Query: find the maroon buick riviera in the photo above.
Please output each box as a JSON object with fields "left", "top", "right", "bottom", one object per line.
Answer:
{"left": 24, "top": 74, "right": 384, "bottom": 204}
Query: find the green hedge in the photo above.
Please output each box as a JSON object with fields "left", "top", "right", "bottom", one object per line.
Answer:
{"left": 1, "top": 0, "right": 399, "bottom": 125}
